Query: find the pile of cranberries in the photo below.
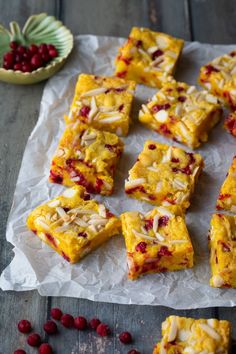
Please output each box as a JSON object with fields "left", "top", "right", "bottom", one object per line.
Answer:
{"left": 14, "top": 307, "right": 141, "bottom": 354}
{"left": 2, "top": 41, "right": 58, "bottom": 72}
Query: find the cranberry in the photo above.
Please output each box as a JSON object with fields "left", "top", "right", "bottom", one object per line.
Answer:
{"left": 177, "top": 86, "right": 185, "bottom": 92}
{"left": 148, "top": 144, "right": 156, "bottom": 150}
{"left": 116, "top": 70, "right": 127, "bottom": 78}
{"left": 135, "top": 242, "right": 147, "bottom": 253}
{"left": 50, "top": 307, "right": 63, "bottom": 320}
{"left": 158, "top": 216, "right": 169, "bottom": 227}
{"left": 49, "top": 170, "right": 63, "bottom": 184}
{"left": 27, "top": 333, "right": 41, "bottom": 347}
{"left": 61, "top": 314, "right": 74, "bottom": 328}
{"left": 144, "top": 218, "right": 153, "bottom": 231}
{"left": 159, "top": 124, "right": 171, "bottom": 136}
{"left": 178, "top": 96, "right": 186, "bottom": 102}
{"left": 39, "top": 343, "right": 53, "bottom": 354}
{"left": 78, "top": 232, "right": 87, "bottom": 238}
{"left": 15, "top": 53, "right": 23, "bottom": 63}
{"left": 42, "top": 52, "right": 50, "bottom": 63}
{"left": 152, "top": 103, "right": 170, "bottom": 112}
{"left": 95, "top": 178, "right": 103, "bottom": 193}
{"left": 96, "top": 323, "right": 111, "bottom": 336}
{"left": 47, "top": 44, "right": 56, "bottom": 51}
{"left": 31, "top": 54, "right": 43, "bottom": 69}
{"left": 3, "top": 61, "right": 13, "bottom": 70}
{"left": 17, "top": 45, "right": 26, "bottom": 54}
{"left": 74, "top": 316, "right": 87, "bottom": 330}
{"left": 14, "top": 350, "right": 26, "bottom": 354}
{"left": 3, "top": 51, "right": 14, "bottom": 65}
{"left": 39, "top": 43, "right": 48, "bottom": 54}
{"left": 18, "top": 319, "right": 32, "bottom": 333}
{"left": 158, "top": 245, "right": 172, "bottom": 257}
{"left": 43, "top": 320, "right": 58, "bottom": 334}
{"left": 119, "top": 331, "right": 132, "bottom": 344}
{"left": 80, "top": 105, "right": 90, "bottom": 117}
{"left": 10, "top": 41, "right": 18, "bottom": 50}
{"left": 136, "top": 40, "right": 142, "bottom": 47}
{"left": 205, "top": 64, "right": 219, "bottom": 75}
{"left": 128, "top": 350, "right": 141, "bottom": 354}
{"left": 171, "top": 157, "right": 179, "bottom": 163}
{"left": 118, "top": 103, "right": 124, "bottom": 111}
{"left": 49, "top": 49, "right": 58, "bottom": 58}
{"left": 22, "top": 63, "right": 32, "bottom": 72}
{"left": 23, "top": 50, "right": 32, "bottom": 61}
{"left": 89, "top": 318, "right": 101, "bottom": 330}
{"left": 83, "top": 193, "right": 91, "bottom": 201}
{"left": 152, "top": 49, "right": 163, "bottom": 60}
{"left": 221, "top": 242, "right": 231, "bottom": 252}
{"left": 29, "top": 44, "right": 38, "bottom": 54}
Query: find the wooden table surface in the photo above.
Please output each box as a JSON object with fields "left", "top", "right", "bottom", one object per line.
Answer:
{"left": 1, "top": 1, "right": 236, "bottom": 353}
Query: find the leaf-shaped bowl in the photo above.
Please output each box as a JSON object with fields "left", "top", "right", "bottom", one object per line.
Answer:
{"left": 0, "top": 13, "right": 73, "bottom": 84}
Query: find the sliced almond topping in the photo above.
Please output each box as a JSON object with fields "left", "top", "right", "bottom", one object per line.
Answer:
{"left": 74, "top": 218, "right": 88, "bottom": 227}
{"left": 161, "top": 147, "right": 172, "bottom": 163}
{"left": 138, "top": 48, "right": 151, "bottom": 61}
{"left": 172, "top": 179, "right": 187, "bottom": 190}
{"left": 141, "top": 104, "right": 150, "bottom": 114}
{"left": 169, "top": 240, "right": 188, "bottom": 244}
{"left": 55, "top": 224, "right": 71, "bottom": 232}
{"left": 175, "top": 103, "right": 183, "bottom": 116}
{"left": 199, "top": 323, "right": 221, "bottom": 341}
{"left": 186, "top": 86, "right": 196, "bottom": 95}
{"left": 98, "top": 204, "right": 107, "bottom": 218}
{"left": 178, "top": 121, "right": 190, "bottom": 137}
{"left": 147, "top": 166, "right": 159, "bottom": 172}
{"left": 155, "top": 231, "right": 165, "bottom": 242}
{"left": 150, "top": 56, "right": 164, "bottom": 67}
{"left": 207, "top": 319, "right": 216, "bottom": 328}
{"left": 63, "top": 188, "right": 77, "bottom": 198}
{"left": 154, "top": 109, "right": 169, "bottom": 123}
{"left": 156, "top": 36, "right": 168, "bottom": 49}
{"left": 192, "top": 166, "right": 200, "bottom": 177}
{"left": 132, "top": 229, "right": 155, "bottom": 241}
{"left": 165, "top": 50, "right": 178, "bottom": 59}
{"left": 88, "top": 224, "right": 97, "bottom": 233}
{"left": 156, "top": 206, "right": 174, "bottom": 218}
{"left": 178, "top": 329, "right": 191, "bottom": 341}
{"left": 81, "top": 87, "right": 107, "bottom": 97}
{"left": 206, "top": 94, "right": 218, "bottom": 104}
{"left": 99, "top": 105, "right": 117, "bottom": 112}
{"left": 125, "top": 178, "right": 146, "bottom": 189}
{"left": 156, "top": 181, "right": 162, "bottom": 192}
{"left": 56, "top": 207, "right": 70, "bottom": 222}
{"left": 56, "top": 148, "right": 66, "bottom": 157}
{"left": 147, "top": 46, "right": 159, "bottom": 54}
{"left": 88, "top": 218, "right": 107, "bottom": 226}
{"left": 88, "top": 96, "right": 98, "bottom": 122}
{"left": 82, "top": 131, "right": 97, "bottom": 141}
{"left": 36, "top": 218, "right": 50, "bottom": 232}
{"left": 204, "top": 82, "right": 212, "bottom": 90}
{"left": 68, "top": 208, "right": 94, "bottom": 215}
{"left": 153, "top": 214, "right": 159, "bottom": 233}
{"left": 167, "top": 316, "right": 178, "bottom": 342}
{"left": 99, "top": 115, "right": 122, "bottom": 123}
{"left": 48, "top": 200, "right": 60, "bottom": 208}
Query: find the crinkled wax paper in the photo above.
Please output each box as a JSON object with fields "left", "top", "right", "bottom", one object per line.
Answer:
{"left": 1, "top": 35, "right": 236, "bottom": 309}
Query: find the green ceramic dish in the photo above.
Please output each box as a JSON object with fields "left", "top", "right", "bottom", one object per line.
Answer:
{"left": 0, "top": 13, "right": 73, "bottom": 84}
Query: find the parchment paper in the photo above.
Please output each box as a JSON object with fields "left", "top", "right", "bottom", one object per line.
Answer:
{"left": 1, "top": 35, "right": 236, "bottom": 309}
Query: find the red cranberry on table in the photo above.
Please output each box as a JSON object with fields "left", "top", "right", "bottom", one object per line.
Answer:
{"left": 119, "top": 331, "right": 133, "bottom": 344}
{"left": 50, "top": 307, "right": 63, "bottom": 320}
{"left": 43, "top": 320, "right": 58, "bottom": 334}
{"left": 17, "top": 319, "right": 32, "bottom": 333}
{"left": 60, "top": 313, "right": 74, "bottom": 328}
{"left": 27, "top": 332, "right": 41, "bottom": 347}
{"left": 39, "top": 343, "right": 53, "bottom": 354}
{"left": 74, "top": 316, "right": 88, "bottom": 330}
{"left": 96, "top": 323, "right": 111, "bottom": 336}
{"left": 14, "top": 350, "right": 26, "bottom": 354}
{"left": 89, "top": 318, "right": 101, "bottom": 330}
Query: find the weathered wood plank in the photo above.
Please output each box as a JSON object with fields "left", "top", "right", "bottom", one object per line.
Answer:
{"left": 190, "top": 0, "right": 236, "bottom": 43}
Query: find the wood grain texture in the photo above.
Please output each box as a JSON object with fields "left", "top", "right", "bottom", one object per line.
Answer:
{"left": 189, "top": 0, "right": 236, "bottom": 43}
{"left": 1, "top": 0, "right": 236, "bottom": 353}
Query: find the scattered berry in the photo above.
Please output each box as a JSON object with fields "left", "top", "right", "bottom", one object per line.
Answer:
{"left": 43, "top": 320, "right": 58, "bottom": 334}
{"left": 14, "top": 350, "right": 26, "bottom": 354}
{"left": 31, "top": 54, "right": 43, "bottom": 69}
{"left": 127, "top": 350, "right": 141, "bottom": 354}
{"left": 17, "top": 319, "right": 32, "bottom": 333}
{"left": 29, "top": 44, "right": 38, "bottom": 54}
{"left": 48, "top": 49, "right": 58, "bottom": 58}
{"left": 39, "top": 343, "right": 53, "bottom": 354}
{"left": 50, "top": 307, "right": 63, "bottom": 320}
{"left": 74, "top": 316, "right": 87, "bottom": 330}
{"left": 22, "top": 63, "right": 32, "bottom": 72}
{"left": 96, "top": 323, "right": 111, "bottom": 336}
{"left": 47, "top": 44, "right": 56, "bottom": 51}
{"left": 39, "top": 43, "right": 48, "bottom": 54}
{"left": 89, "top": 318, "right": 101, "bottom": 330}
{"left": 119, "top": 331, "right": 133, "bottom": 344}
{"left": 27, "top": 333, "right": 41, "bottom": 347}
{"left": 17, "top": 45, "right": 26, "bottom": 55}
{"left": 3, "top": 51, "right": 14, "bottom": 65}
{"left": 61, "top": 314, "right": 74, "bottom": 328}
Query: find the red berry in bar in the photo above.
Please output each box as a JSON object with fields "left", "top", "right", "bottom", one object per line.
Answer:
{"left": 89, "top": 318, "right": 101, "bottom": 330}
{"left": 31, "top": 54, "right": 43, "bottom": 69}
{"left": 14, "top": 350, "right": 26, "bottom": 354}
{"left": 10, "top": 41, "right": 18, "bottom": 50}
{"left": 17, "top": 319, "right": 32, "bottom": 333}
{"left": 27, "top": 333, "right": 41, "bottom": 347}
{"left": 50, "top": 307, "right": 63, "bottom": 320}
{"left": 119, "top": 331, "right": 133, "bottom": 344}
{"left": 96, "top": 323, "right": 111, "bottom": 336}
{"left": 60, "top": 314, "right": 74, "bottom": 328}
{"left": 39, "top": 343, "right": 53, "bottom": 354}
{"left": 74, "top": 316, "right": 88, "bottom": 330}
{"left": 43, "top": 320, "right": 58, "bottom": 334}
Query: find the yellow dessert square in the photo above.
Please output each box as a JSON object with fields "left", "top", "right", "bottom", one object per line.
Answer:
{"left": 27, "top": 186, "right": 121, "bottom": 263}
{"left": 199, "top": 49, "right": 236, "bottom": 109}
{"left": 125, "top": 141, "right": 203, "bottom": 211}
{"left": 139, "top": 80, "right": 222, "bottom": 149}
{"left": 209, "top": 213, "right": 236, "bottom": 288}
{"left": 49, "top": 123, "right": 123, "bottom": 196}
{"left": 121, "top": 206, "right": 194, "bottom": 280}
{"left": 216, "top": 156, "right": 236, "bottom": 212}
{"left": 65, "top": 74, "right": 136, "bottom": 136}
{"left": 224, "top": 111, "right": 236, "bottom": 137}
{"left": 114, "top": 27, "right": 184, "bottom": 88}
{"left": 153, "top": 316, "right": 231, "bottom": 354}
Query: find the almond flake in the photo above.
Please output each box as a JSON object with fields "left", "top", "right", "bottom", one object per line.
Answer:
{"left": 99, "top": 105, "right": 117, "bottom": 112}
{"left": 169, "top": 240, "right": 188, "bottom": 244}
{"left": 172, "top": 179, "right": 187, "bottom": 190}
{"left": 178, "top": 121, "right": 190, "bottom": 137}
{"left": 132, "top": 229, "right": 155, "bottom": 241}
{"left": 63, "top": 188, "right": 77, "bottom": 198}
{"left": 125, "top": 178, "right": 146, "bottom": 189}
{"left": 88, "top": 96, "right": 98, "bottom": 122}
{"left": 147, "top": 166, "right": 160, "bottom": 172}
{"left": 98, "top": 204, "right": 107, "bottom": 218}
{"left": 154, "top": 109, "right": 169, "bottom": 123}
{"left": 156, "top": 181, "right": 162, "bottom": 192}
{"left": 150, "top": 56, "right": 164, "bottom": 67}
{"left": 167, "top": 317, "right": 178, "bottom": 342}
{"left": 155, "top": 231, "right": 165, "bottom": 242}
{"left": 199, "top": 323, "right": 221, "bottom": 341}
{"left": 99, "top": 115, "right": 122, "bottom": 123}
{"left": 207, "top": 319, "right": 216, "bottom": 328}
{"left": 147, "top": 46, "right": 159, "bottom": 54}
{"left": 141, "top": 104, "right": 150, "bottom": 114}
{"left": 138, "top": 48, "right": 151, "bottom": 60}
{"left": 156, "top": 36, "right": 168, "bottom": 49}
{"left": 36, "top": 218, "right": 50, "bottom": 232}
{"left": 48, "top": 200, "right": 60, "bottom": 208}
{"left": 153, "top": 214, "right": 159, "bottom": 233}
{"left": 206, "top": 94, "right": 218, "bottom": 104}
{"left": 175, "top": 103, "right": 183, "bottom": 116}
{"left": 178, "top": 329, "right": 190, "bottom": 341}
{"left": 68, "top": 208, "right": 94, "bottom": 215}
{"left": 186, "top": 86, "right": 196, "bottom": 95}
{"left": 204, "top": 82, "right": 212, "bottom": 90}
{"left": 55, "top": 224, "right": 71, "bottom": 232}
{"left": 156, "top": 206, "right": 174, "bottom": 218}
{"left": 81, "top": 87, "right": 107, "bottom": 97}
{"left": 165, "top": 50, "right": 178, "bottom": 59}
{"left": 74, "top": 218, "right": 88, "bottom": 227}
{"left": 161, "top": 147, "right": 172, "bottom": 163}
{"left": 88, "top": 224, "right": 97, "bottom": 233}
{"left": 71, "top": 176, "right": 81, "bottom": 182}
{"left": 88, "top": 219, "right": 107, "bottom": 226}
{"left": 82, "top": 131, "right": 97, "bottom": 141}
{"left": 192, "top": 166, "right": 200, "bottom": 177}
{"left": 56, "top": 148, "right": 66, "bottom": 157}
{"left": 56, "top": 207, "right": 70, "bottom": 222}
